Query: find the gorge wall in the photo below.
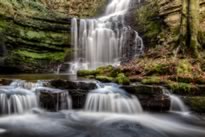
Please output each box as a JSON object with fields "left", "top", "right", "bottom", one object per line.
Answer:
{"left": 135, "top": 0, "right": 205, "bottom": 48}
{"left": 0, "top": 0, "right": 106, "bottom": 73}
{"left": 1, "top": 0, "right": 205, "bottom": 73}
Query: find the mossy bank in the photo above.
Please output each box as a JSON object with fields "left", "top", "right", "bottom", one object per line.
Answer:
{"left": 0, "top": 0, "right": 106, "bottom": 73}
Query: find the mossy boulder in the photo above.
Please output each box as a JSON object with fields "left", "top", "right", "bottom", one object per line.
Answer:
{"left": 114, "top": 73, "right": 130, "bottom": 85}
{"left": 77, "top": 70, "right": 98, "bottom": 77}
{"left": 96, "top": 76, "right": 113, "bottom": 82}
{"left": 184, "top": 97, "right": 205, "bottom": 113}
{"left": 166, "top": 81, "right": 197, "bottom": 95}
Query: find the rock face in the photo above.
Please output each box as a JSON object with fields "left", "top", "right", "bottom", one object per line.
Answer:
{"left": 135, "top": 0, "right": 205, "bottom": 47}
{"left": 159, "top": 0, "right": 205, "bottom": 29}
{"left": 49, "top": 80, "right": 171, "bottom": 111}
{"left": 0, "top": 0, "right": 106, "bottom": 73}
{"left": 121, "top": 85, "right": 170, "bottom": 112}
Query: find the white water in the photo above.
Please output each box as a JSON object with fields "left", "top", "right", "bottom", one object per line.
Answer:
{"left": 162, "top": 87, "right": 189, "bottom": 113}
{"left": 0, "top": 81, "right": 39, "bottom": 115}
{"left": 169, "top": 95, "right": 189, "bottom": 113}
{"left": 85, "top": 85, "right": 143, "bottom": 114}
{"left": 1, "top": 110, "right": 205, "bottom": 137}
{"left": 69, "top": 0, "right": 144, "bottom": 73}
{"left": 0, "top": 80, "right": 72, "bottom": 114}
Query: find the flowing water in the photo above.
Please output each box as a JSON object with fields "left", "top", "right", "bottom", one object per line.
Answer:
{"left": 0, "top": 0, "right": 205, "bottom": 135}
{"left": 0, "top": 80, "right": 72, "bottom": 115}
{"left": 68, "top": 0, "right": 144, "bottom": 73}
{"left": 169, "top": 94, "right": 189, "bottom": 113}
{"left": 85, "top": 84, "right": 143, "bottom": 113}
{"left": 0, "top": 110, "right": 205, "bottom": 137}
{"left": 0, "top": 79, "right": 205, "bottom": 137}
{"left": 162, "top": 87, "right": 189, "bottom": 113}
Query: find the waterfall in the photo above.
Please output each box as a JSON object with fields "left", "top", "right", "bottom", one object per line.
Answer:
{"left": 0, "top": 80, "right": 72, "bottom": 115}
{"left": 169, "top": 95, "right": 189, "bottom": 113}
{"left": 162, "top": 87, "right": 189, "bottom": 113}
{"left": 69, "top": 0, "right": 144, "bottom": 73}
{"left": 0, "top": 81, "right": 39, "bottom": 115}
{"left": 85, "top": 85, "right": 143, "bottom": 114}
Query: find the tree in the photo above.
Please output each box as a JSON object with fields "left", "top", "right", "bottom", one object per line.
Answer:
{"left": 179, "top": 0, "right": 200, "bottom": 57}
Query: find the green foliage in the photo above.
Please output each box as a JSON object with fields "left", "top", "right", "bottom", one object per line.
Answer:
{"left": 145, "top": 63, "right": 172, "bottom": 76}
{"left": 186, "top": 97, "right": 205, "bottom": 113}
{"left": 114, "top": 73, "right": 130, "bottom": 85}
{"left": 167, "top": 81, "right": 195, "bottom": 93}
{"left": 135, "top": 0, "right": 161, "bottom": 44}
{"left": 176, "top": 60, "right": 192, "bottom": 75}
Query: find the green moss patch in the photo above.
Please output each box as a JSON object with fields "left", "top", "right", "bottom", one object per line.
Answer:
{"left": 185, "top": 97, "right": 205, "bottom": 113}
{"left": 96, "top": 76, "right": 113, "bottom": 82}
{"left": 14, "top": 50, "right": 65, "bottom": 61}
{"left": 114, "top": 73, "right": 130, "bottom": 85}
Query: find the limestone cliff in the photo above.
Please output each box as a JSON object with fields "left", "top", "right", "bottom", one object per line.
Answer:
{"left": 0, "top": 0, "right": 105, "bottom": 73}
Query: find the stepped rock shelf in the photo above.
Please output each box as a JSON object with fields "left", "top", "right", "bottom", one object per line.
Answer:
{"left": 0, "top": 77, "right": 205, "bottom": 113}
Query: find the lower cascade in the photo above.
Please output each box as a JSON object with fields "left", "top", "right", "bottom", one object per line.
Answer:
{"left": 0, "top": 80, "right": 72, "bottom": 115}
{"left": 169, "top": 95, "right": 189, "bottom": 113}
{"left": 162, "top": 87, "right": 189, "bottom": 113}
{"left": 0, "top": 85, "right": 38, "bottom": 115}
{"left": 85, "top": 84, "right": 143, "bottom": 114}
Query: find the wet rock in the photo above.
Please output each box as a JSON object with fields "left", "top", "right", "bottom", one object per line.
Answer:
{"left": 50, "top": 79, "right": 97, "bottom": 90}
{"left": 0, "top": 79, "right": 13, "bottom": 85}
{"left": 121, "top": 85, "right": 170, "bottom": 112}
{"left": 36, "top": 87, "right": 71, "bottom": 111}
{"left": 49, "top": 79, "right": 98, "bottom": 109}
{"left": 184, "top": 96, "right": 205, "bottom": 113}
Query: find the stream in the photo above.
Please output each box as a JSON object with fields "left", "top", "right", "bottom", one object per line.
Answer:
{"left": 0, "top": 0, "right": 205, "bottom": 136}
{"left": 0, "top": 75, "right": 205, "bottom": 137}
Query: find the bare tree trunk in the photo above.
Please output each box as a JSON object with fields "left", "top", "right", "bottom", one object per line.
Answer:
{"left": 179, "top": 0, "right": 200, "bottom": 57}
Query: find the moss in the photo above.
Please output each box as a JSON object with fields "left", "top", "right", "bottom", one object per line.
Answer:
{"left": 135, "top": 0, "right": 161, "bottom": 45}
{"left": 176, "top": 60, "right": 192, "bottom": 75}
{"left": 168, "top": 75, "right": 193, "bottom": 83}
{"left": 14, "top": 50, "right": 65, "bottom": 61}
{"left": 145, "top": 63, "right": 172, "bottom": 76}
{"left": 142, "top": 76, "right": 164, "bottom": 84}
{"left": 114, "top": 73, "right": 130, "bottom": 85}
{"left": 77, "top": 70, "right": 98, "bottom": 77}
{"left": 167, "top": 81, "right": 195, "bottom": 94}
{"left": 96, "top": 65, "right": 114, "bottom": 74}
{"left": 96, "top": 75, "right": 113, "bottom": 82}
{"left": 185, "top": 97, "right": 205, "bottom": 113}
{"left": 198, "top": 31, "right": 205, "bottom": 47}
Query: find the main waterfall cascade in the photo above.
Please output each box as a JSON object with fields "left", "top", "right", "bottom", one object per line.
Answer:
{"left": 69, "top": 0, "right": 144, "bottom": 73}
{"left": 0, "top": 80, "right": 72, "bottom": 115}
